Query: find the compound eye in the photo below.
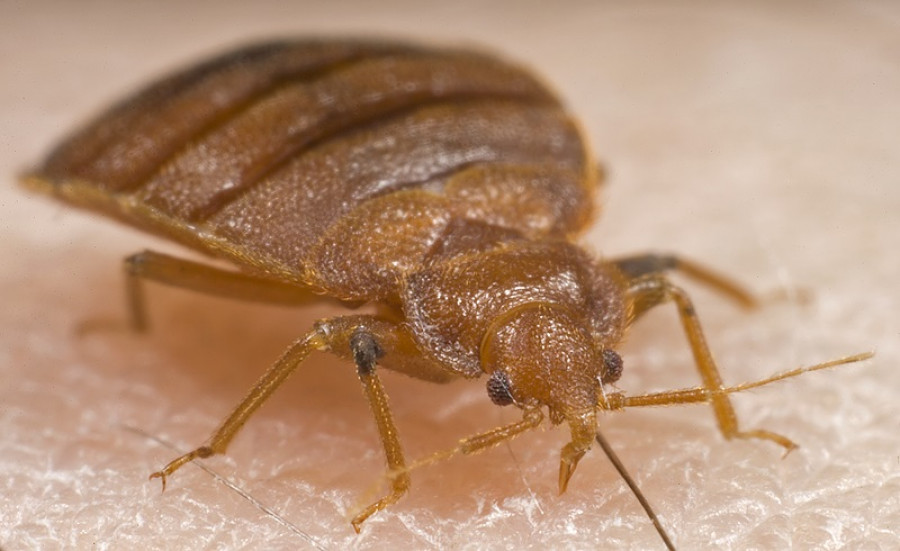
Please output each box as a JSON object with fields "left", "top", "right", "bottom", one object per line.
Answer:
{"left": 601, "top": 349, "right": 623, "bottom": 384}
{"left": 486, "top": 370, "right": 514, "bottom": 406}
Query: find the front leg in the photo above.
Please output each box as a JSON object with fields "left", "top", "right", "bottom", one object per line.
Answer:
{"left": 622, "top": 274, "right": 795, "bottom": 451}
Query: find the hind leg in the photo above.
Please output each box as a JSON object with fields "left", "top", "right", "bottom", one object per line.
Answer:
{"left": 121, "top": 250, "right": 337, "bottom": 331}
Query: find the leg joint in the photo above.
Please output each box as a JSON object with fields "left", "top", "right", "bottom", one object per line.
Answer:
{"left": 614, "top": 253, "right": 678, "bottom": 280}
{"left": 350, "top": 327, "right": 383, "bottom": 376}
{"left": 123, "top": 250, "right": 150, "bottom": 274}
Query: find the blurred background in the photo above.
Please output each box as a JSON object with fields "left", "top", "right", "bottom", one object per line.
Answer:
{"left": 2, "top": 2, "right": 898, "bottom": 549}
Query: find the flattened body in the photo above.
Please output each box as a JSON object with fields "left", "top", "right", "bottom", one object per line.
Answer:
{"left": 29, "top": 40, "right": 598, "bottom": 301}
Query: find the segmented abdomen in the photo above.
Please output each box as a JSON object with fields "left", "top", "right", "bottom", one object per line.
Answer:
{"left": 35, "top": 40, "right": 596, "bottom": 298}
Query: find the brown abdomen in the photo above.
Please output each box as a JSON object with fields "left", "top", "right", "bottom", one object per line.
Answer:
{"left": 32, "top": 40, "right": 596, "bottom": 299}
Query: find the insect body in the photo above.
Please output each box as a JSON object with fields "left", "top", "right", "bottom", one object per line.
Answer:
{"left": 24, "top": 39, "right": 866, "bottom": 544}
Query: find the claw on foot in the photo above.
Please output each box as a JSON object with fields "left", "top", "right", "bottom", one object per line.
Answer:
{"left": 148, "top": 446, "right": 214, "bottom": 491}
{"left": 735, "top": 428, "right": 798, "bottom": 458}
{"left": 351, "top": 518, "right": 363, "bottom": 534}
{"left": 149, "top": 470, "right": 168, "bottom": 491}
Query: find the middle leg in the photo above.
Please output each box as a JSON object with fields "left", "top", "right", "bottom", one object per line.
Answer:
{"left": 612, "top": 252, "right": 757, "bottom": 311}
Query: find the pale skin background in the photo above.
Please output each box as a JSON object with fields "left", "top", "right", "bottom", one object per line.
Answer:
{"left": 2, "top": 1, "right": 898, "bottom": 550}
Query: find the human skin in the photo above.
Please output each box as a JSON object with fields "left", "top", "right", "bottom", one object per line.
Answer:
{"left": 2, "top": 2, "right": 898, "bottom": 549}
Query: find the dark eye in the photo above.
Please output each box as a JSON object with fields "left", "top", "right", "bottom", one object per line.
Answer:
{"left": 601, "top": 349, "right": 623, "bottom": 384}
{"left": 486, "top": 370, "right": 514, "bottom": 406}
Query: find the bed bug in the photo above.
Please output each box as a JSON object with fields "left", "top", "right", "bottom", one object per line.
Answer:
{"left": 23, "top": 39, "right": 870, "bottom": 548}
